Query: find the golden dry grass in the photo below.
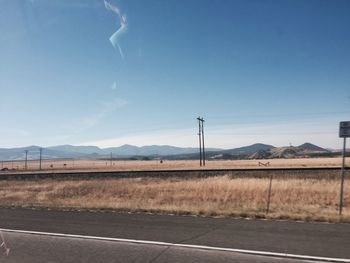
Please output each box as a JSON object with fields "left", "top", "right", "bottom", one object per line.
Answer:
{"left": 0, "top": 175, "right": 349, "bottom": 222}
{"left": 1, "top": 157, "right": 349, "bottom": 172}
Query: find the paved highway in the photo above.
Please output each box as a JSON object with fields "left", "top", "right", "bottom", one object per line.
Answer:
{"left": 0, "top": 208, "right": 349, "bottom": 262}
{"left": 0, "top": 230, "right": 314, "bottom": 263}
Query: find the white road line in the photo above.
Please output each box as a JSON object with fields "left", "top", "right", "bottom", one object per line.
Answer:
{"left": 1, "top": 228, "right": 349, "bottom": 263}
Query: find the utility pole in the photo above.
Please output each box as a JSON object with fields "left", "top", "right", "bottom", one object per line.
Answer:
{"left": 201, "top": 118, "right": 205, "bottom": 166}
{"left": 24, "top": 150, "right": 28, "bottom": 170}
{"left": 197, "top": 117, "right": 202, "bottom": 166}
{"left": 39, "top": 148, "right": 42, "bottom": 170}
{"left": 196, "top": 117, "right": 205, "bottom": 166}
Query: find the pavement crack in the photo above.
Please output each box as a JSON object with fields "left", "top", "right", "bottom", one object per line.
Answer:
{"left": 148, "top": 246, "right": 170, "bottom": 263}
{"left": 177, "top": 223, "right": 228, "bottom": 245}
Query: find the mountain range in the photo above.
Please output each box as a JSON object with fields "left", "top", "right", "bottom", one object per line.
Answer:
{"left": 0, "top": 143, "right": 334, "bottom": 161}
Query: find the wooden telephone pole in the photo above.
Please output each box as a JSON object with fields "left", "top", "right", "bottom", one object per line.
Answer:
{"left": 197, "top": 117, "right": 205, "bottom": 166}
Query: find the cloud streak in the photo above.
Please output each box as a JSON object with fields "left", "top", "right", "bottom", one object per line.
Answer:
{"left": 104, "top": 0, "right": 127, "bottom": 59}
{"left": 0, "top": 128, "right": 29, "bottom": 137}
{"left": 52, "top": 97, "right": 128, "bottom": 146}
{"left": 111, "top": 81, "right": 117, "bottom": 90}
{"left": 78, "top": 97, "right": 128, "bottom": 131}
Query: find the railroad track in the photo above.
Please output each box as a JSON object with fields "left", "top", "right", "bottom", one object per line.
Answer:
{"left": 0, "top": 166, "right": 345, "bottom": 180}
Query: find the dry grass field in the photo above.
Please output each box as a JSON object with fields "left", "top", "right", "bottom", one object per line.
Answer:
{"left": 1, "top": 157, "right": 349, "bottom": 173}
{"left": 0, "top": 175, "right": 349, "bottom": 222}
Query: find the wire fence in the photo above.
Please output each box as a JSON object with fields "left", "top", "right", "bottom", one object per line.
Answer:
{"left": 0, "top": 160, "right": 348, "bottom": 219}
{"left": 0, "top": 157, "right": 348, "bottom": 172}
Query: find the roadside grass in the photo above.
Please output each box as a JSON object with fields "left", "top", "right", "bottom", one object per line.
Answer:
{"left": 0, "top": 175, "right": 349, "bottom": 222}
{"left": 2, "top": 157, "right": 349, "bottom": 172}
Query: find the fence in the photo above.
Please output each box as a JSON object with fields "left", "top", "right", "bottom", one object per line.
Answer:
{"left": 0, "top": 165, "right": 348, "bottom": 221}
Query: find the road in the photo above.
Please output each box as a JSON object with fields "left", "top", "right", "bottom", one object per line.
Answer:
{"left": 0, "top": 208, "right": 349, "bottom": 262}
{"left": 0, "top": 231, "right": 311, "bottom": 263}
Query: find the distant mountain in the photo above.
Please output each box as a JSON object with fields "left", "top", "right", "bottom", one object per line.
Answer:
{"left": 0, "top": 145, "right": 97, "bottom": 160}
{"left": 223, "top": 143, "right": 275, "bottom": 155}
{"left": 298, "top": 143, "right": 329, "bottom": 152}
{"left": 0, "top": 144, "right": 221, "bottom": 160}
{"left": 249, "top": 149, "right": 272, "bottom": 159}
{"left": 0, "top": 142, "right": 336, "bottom": 161}
{"left": 47, "top": 145, "right": 104, "bottom": 155}
{"left": 0, "top": 146, "right": 42, "bottom": 160}
{"left": 104, "top": 144, "right": 222, "bottom": 156}
{"left": 248, "top": 143, "right": 331, "bottom": 160}
{"left": 173, "top": 143, "right": 275, "bottom": 160}
{"left": 268, "top": 146, "right": 301, "bottom": 159}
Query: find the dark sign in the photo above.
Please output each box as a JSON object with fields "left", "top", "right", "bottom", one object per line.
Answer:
{"left": 339, "top": 121, "right": 350, "bottom": 138}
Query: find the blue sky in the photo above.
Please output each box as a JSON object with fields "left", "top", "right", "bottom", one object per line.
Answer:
{"left": 0, "top": 0, "right": 349, "bottom": 149}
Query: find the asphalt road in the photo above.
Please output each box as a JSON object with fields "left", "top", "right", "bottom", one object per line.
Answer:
{"left": 0, "top": 208, "right": 349, "bottom": 262}
{"left": 0, "top": 231, "right": 314, "bottom": 263}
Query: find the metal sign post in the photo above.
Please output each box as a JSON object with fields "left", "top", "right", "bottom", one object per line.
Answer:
{"left": 339, "top": 121, "right": 350, "bottom": 215}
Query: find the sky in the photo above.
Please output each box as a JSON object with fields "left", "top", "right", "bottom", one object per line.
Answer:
{"left": 0, "top": 0, "right": 349, "bottom": 149}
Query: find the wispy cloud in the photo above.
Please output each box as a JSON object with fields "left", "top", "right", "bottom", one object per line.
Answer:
{"left": 0, "top": 128, "right": 29, "bottom": 137}
{"left": 104, "top": 0, "right": 127, "bottom": 59}
{"left": 27, "top": 0, "right": 93, "bottom": 9}
{"left": 103, "top": 97, "right": 128, "bottom": 110}
{"left": 78, "top": 97, "right": 128, "bottom": 131}
{"left": 111, "top": 81, "right": 117, "bottom": 90}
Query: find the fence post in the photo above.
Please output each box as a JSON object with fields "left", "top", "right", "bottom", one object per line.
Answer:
{"left": 266, "top": 173, "right": 273, "bottom": 214}
{"left": 339, "top": 137, "right": 347, "bottom": 215}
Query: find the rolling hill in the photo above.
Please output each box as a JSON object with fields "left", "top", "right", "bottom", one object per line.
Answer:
{"left": 0, "top": 142, "right": 335, "bottom": 161}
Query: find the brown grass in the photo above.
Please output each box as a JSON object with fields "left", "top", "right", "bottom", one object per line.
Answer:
{"left": 0, "top": 175, "right": 349, "bottom": 222}
{"left": 1, "top": 157, "right": 349, "bottom": 173}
